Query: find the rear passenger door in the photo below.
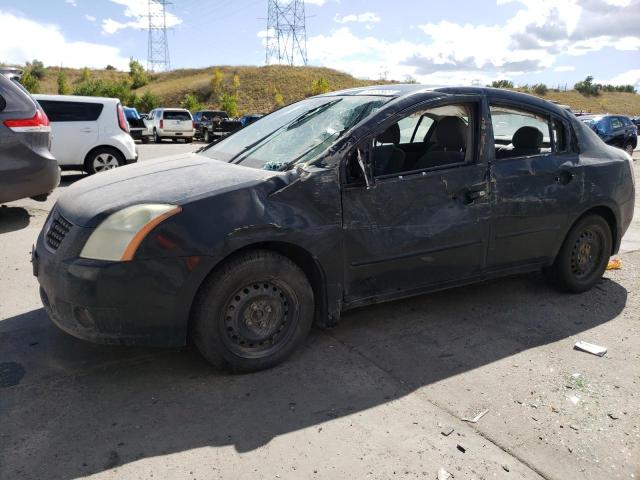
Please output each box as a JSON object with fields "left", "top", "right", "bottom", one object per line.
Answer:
{"left": 487, "top": 102, "right": 581, "bottom": 270}
{"left": 38, "top": 100, "right": 102, "bottom": 166}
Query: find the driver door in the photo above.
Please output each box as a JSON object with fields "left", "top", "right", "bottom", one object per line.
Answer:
{"left": 341, "top": 98, "right": 492, "bottom": 305}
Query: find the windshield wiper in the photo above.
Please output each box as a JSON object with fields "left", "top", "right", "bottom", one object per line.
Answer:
{"left": 286, "top": 99, "right": 342, "bottom": 131}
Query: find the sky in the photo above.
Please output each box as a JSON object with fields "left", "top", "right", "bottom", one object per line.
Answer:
{"left": 0, "top": 0, "right": 639, "bottom": 89}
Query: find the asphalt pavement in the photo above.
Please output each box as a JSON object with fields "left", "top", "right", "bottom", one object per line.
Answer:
{"left": 0, "top": 145, "right": 638, "bottom": 480}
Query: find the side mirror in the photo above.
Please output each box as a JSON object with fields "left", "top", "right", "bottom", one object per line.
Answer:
{"left": 357, "top": 148, "right": 372, "bottom": 190}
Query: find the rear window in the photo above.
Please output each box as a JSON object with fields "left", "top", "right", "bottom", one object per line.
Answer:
{"left": 38, "top": 100, "right": 104, "bottom": 122}
{"left": 163, "top": 111, "right": 191, "bottom": 121}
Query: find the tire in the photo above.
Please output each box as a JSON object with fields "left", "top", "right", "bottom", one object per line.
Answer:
{"left": 84, "top": 147, "right": 124, "bottom": 175}
{"left": 203, "top": 129, "right": 210, "bottom": 143}
{"left": 186, "top": 137, "right": 193, "bottom": 144}
{"left": 544, "top": 214, "right": 612, "bottom": 293}
{"left": 154, "top": 129, "right": 162, "bottom": 143}
{"left": 192, "top": 250, "right": 314, "bottom": 373}
{"left": 623, "top": 142, "right": 634, "bottom": 157}
{"left": 141, "top": 136, "right": 150, "bottom": 144}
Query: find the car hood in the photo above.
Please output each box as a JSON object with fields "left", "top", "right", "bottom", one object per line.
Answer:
{"left": 57, "top": 153, "right": 282, "bottom": 227}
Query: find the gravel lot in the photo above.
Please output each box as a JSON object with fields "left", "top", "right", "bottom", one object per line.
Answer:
{"left": 0, "top": 145, "right": 638, "bottom": 480}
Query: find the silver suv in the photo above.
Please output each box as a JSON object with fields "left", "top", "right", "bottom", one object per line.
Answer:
{"left": 0, "top": 69, "right": 60, "bottom": 204}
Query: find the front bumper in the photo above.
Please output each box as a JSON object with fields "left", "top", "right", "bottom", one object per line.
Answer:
{"left": 33, "top": 217, "right": 205, "bottom": 347}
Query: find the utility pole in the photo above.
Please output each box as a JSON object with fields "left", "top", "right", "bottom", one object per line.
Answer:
{"left": 147, "top": 0, "right": 171, "bottom": 72}
{"left": 265, "top": 0, "right": 308, "bottom": 66}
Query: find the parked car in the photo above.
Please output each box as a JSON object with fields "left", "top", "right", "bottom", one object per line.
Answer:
{"left": 580, "top": 114, "right": 637, "bottom": 156}
{"left": 0, "top": 70, "right": 59, "bottom": 203}
{"left": 33, "top": 85, "right": 635, "bottom": 373}
{"left": 193, "top": 110, "right": 226, "bottom": 134}
{"left": 123, "top": 107, "right": 151, "bottom": 143}
{"left": 631, "top": 116, "right": 640, "bottom": 129}
{"left": 33, "top": 95, "right": 138, "bottom": 175}
{"left": 192, "top": 110, "right": 242, "bottom": 142}
{"left": 239, "top": 114, "right": 263, "bottom": 127}
{"left": 145, "top": 108, "right": 195, "bottom": 143}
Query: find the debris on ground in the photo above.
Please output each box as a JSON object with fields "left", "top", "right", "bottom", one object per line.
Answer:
{"left": 606, "top": 258, "right": 622, "bottom": 270}
{"left": 437, "top": 467, "right": 452, "bottom": 480}
{"left": 456, "top": 444, "right": 466, "bottom": 453}
{"left": 502, "top": 465, "right": 510, "bottom": 472}
{"left": 462, "top": 409, "right": 489, "bottom": 423}
{"left": 608, "top": 413, "right": 620, "bottom": 420}
{"left": 574, "top": 341, "right": 607, "bottom": 357}
{"left": 441, "top": 426, "right": 455, "bottom": 437}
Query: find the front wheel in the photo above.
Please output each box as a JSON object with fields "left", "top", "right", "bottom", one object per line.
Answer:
{"left": 192, "top": 250, "right": 314, "bottom": 373}
{"left": 544, "top": 214, "right": 612, "bottom": 293}
{"left": 203, "top": 129, "right": 210, "bottom": 143}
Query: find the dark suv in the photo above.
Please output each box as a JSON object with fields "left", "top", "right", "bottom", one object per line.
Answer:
{"left": 0, "top": 69, "right": 59, "bottom": 204}
{"left": 193, "top": 110, "right": 242, "bottom": 143}
{"left": 580, "top": 114, "right": 637, "bottom": 156}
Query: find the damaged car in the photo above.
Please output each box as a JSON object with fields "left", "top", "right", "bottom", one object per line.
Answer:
{"left": 33, "top": 85, "right": 635, "bottom": 372}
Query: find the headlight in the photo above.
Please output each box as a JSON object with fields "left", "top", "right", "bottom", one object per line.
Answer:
{"left": 80, "top": 204, "right": 182, "bottom": 261}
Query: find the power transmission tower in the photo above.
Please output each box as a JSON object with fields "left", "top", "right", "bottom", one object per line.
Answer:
{"left": 147, "top": 0, "right": 171, "bottom": 72}
{"left": 265, "top": 0, "right": 308, "bottom": 66}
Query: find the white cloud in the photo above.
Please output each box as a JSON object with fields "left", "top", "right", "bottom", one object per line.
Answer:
{"left": 554, "top": 65, "right": 576, "bottom": 72}
{"left": 65, "top": 0, "right": 77, "bottom": 6}
{"left": 85, "top": 14, "right": 96, "bottom": 22}
{"left": 0, "top": 10, "right": 129, "bottom": 69}
{"left": 102, "top": 0, "right": 182, "bottom": 35}
{"left": 335, "top": 12, "right": 381, "bottom": 24}
{"left": 596, "top": 69, "right": 640, "bottom": 87}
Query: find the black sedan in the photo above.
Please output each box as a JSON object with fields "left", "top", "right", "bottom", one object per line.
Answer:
{"left": 33, "top": 86, "right": 635, "bottom": 372}
{"left": 580, "top": 114, "right": 637, "bottom": 156}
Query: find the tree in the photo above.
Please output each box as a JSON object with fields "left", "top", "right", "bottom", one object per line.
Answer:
{"left": 134, "top": 91, "right": 161, "bottom": 112}
{"left": 180, "top": 93, "right": 204, "bottom": 112}
{"left": 26, "top": 59, "right": 46, "bottom": 80}
{"left": 532, "top": 83, "right": 548, "bottom": 95}
{"left": 491, "top": 79, "right": 514, "bottom": 89}
{"left": 129, "top": 58, "right": 148, "bottom": 89}
{"left": 19, "top": 69, "right": 40, "bottom": 93}
{"left": 105, "top": 65, "right": 116, "bottom": 71}
{"left": 309, "top": 77, "right": 331, "bottom": 96}
{"left": 220, "top": 92, "right": 239, "bottom": 117}
{"left": 57, "top": 70, "right": 70, "bottom": 95}
{"left": 210, "top": 68, "right": 225, "bottom": 99}
{"left": 80, "top": 67, "right": 91, "bottom": 83}
{"left": 574, "top": 76, "right": 600, "bottom": 96}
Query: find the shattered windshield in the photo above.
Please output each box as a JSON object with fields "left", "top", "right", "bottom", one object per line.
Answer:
{"left": 199, "top": 95, "right": 389, "bottom": 170}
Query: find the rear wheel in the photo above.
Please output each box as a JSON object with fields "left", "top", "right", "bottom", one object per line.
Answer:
{"left": 85, "top": 148, "right": 124, "bottom": 175}
{"left": 154, "top": 129, "right": 162, "bottom": 143}
{"left": 203, "top": 129, "right": 210, "bottom": 143}
{"left": 544, "top": 214, "right": 612, "bottom": 293}
{"left": 192, "top": 250, "right": 314, "bottom": 373}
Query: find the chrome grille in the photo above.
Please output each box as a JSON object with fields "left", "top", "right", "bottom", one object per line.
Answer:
{"left": 45, "top": 212, "right": 73, "bottom": 251}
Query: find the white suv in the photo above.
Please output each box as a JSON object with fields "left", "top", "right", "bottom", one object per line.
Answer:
{"left": 34, "top": 94, "right": 138, "bottom": 174}
{"left": 145, "top": 108, "right": 195, "bottom": 143}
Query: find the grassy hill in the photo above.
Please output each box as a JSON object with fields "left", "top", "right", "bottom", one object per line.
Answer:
{"left": 31, "top": 65, "right": 640, "bottom": 116}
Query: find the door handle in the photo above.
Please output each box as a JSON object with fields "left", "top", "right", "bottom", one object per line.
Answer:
{"left": 80, "top": 128, "right": 93, "bottom": 133}
{"left": 555, "top": 170, "right": 575, "bottom": 185}
{"left": 464, "top": 185, "right": 487, "bottom": 204}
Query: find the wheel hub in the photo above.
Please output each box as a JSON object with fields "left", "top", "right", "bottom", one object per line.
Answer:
{"left": 571, "top": 228, "right": 601, "bottom": 277}
{"left": 224, "top": 283, "right": 290, "bottom": 353}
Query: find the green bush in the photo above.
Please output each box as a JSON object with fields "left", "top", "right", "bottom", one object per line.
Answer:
{"left": 26, "top": 59, "right": 46, "bottom": 80}
{"left": 220, "top": 92, "right": 239, "bottom": 117}
{"left": 19, "top": 69, "right": 40, "bottom": 93}
{"left": 308, "top": 77, "right": 331, "bottom": 96}
{"left": 57, "top": 70, "right": 70, "bottom": 95}
{"left": 575, "top": 76, "right": 600, "bottom": 96}
{"left": 129, "top": 58, "right": 149, "bottom": 89}
{"left": 180, "top": 93, "right": 204, "bottom": 112}
{"left": 134, "top": 91, "right": 161, "bottom": 112}
{"left": 532, "top": 83, "right": 548, "bottom": 95}
{"left": 491, "top": 79, "right": 514, "bottom": 89}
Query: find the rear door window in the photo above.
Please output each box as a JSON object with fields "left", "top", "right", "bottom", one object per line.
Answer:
{"left": 38, "top": 100, "right": 103, "bottom": 122}
{"left": 490, "top": 105, "right": 551, "bottom": 159}
{"left": 163, "top": 111, "right": 191, "bottom": 120}
{"left": 610, "top": 117, "right": 623, "bottom": 130}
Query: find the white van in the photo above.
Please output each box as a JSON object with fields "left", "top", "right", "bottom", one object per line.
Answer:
{"left": 145, "top": 108, "right": 195, "bottom": 143}
{"left": 34, "top": 95, "right": 138, "bottom": 174}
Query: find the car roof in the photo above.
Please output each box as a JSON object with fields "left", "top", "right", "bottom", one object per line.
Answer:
{"left": 322, "top": 84, "right": 571, "bottom": 117}
{"left": 33, "top": 94, "right": 119, "bottom": 104}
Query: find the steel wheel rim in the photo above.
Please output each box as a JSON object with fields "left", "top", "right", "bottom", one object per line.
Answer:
{"left": 625, "top": 144, "right": 634, "bottom": 156}
{"left": 93, "top": 153, "right": 119, "bottom": 172}
{"left": 570, "top": 227, "right": 603, "bottom": 279}
{"left": 221, "top": 281, "right": 296, "bottom": 358}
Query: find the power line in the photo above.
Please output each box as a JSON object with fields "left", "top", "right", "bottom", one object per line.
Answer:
{"left": 265, "top": 0, "right": 308, "bottom": 66}
{"left": 147, "top": 0, "right": 172, "bottom": 72}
